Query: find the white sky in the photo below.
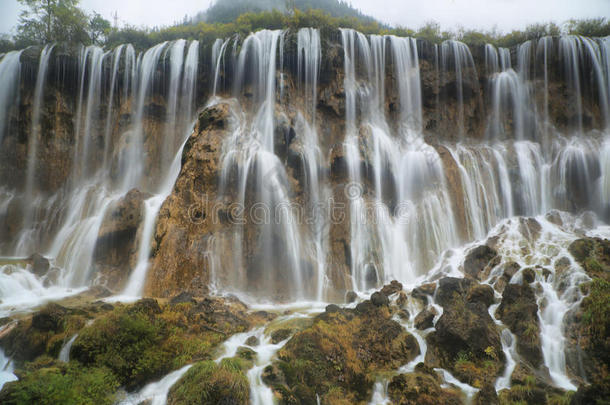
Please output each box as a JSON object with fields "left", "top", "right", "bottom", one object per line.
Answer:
{"left": 1, "top": 0, "right": 609, "bottom": 35}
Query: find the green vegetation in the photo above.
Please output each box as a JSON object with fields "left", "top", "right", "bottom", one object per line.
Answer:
{"left": 0, "top": 357, "right": 119, "bottom": 405}
{"left": 0, "top": 297, "right": 259, "bottom": 403}
{"left": 2, "top": 0, "right": 610, "bottom": 54}
{"left": 12, "top": 0, "right": 112, "bottom": 49}
{"left": 167, "top": 359, "right": 250, "bottom": 405}
{"left": 193, "top": 0, "right": 379, "bottom": 25}
{"left": 581, "top": 278, "right": 610, "bottom": 352}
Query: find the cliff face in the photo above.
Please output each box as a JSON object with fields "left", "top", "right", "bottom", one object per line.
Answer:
{"left": 0, "top": 32, "right": 608, "bottom": 298}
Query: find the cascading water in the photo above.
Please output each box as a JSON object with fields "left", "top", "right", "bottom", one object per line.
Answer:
{"left": 0, "top": 27, "right": 609, "bottom": 402}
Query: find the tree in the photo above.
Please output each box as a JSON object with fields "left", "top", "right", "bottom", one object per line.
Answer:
{"left": 89, "top": 12, "right": 111, "bottom": 45}
{"left": 15, "top": 0, "right": 89, "bottom": 45}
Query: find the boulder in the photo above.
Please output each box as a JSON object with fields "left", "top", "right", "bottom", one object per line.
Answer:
{"left": 414, "top": 307, "right": 437, "bottom": 330}
{"left": 27, "top": 253, "right": 50, "bottom": 277}
{"left": 496, "top": 283, "right": 542, "bottom": 367}
{"left": 272, "top": 304, "right": 419, "bottom": 403}
{"left": 387, "top": 363, "right": 462, "bottom": 405}
{"left": 381, "top": 280, "right": 403, "bottom": 297}
{"left": 371, "top": 291, "right": 389, "bottom": 307}
{"left": 463, "top": 245, "right": 499, "bottom": 280}
{"left": 425, "top": 278, "right": 504, "bottom": 387}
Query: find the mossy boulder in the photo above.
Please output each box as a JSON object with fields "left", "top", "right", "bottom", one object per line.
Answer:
{"left": 564, "top": 278, "right": 610, "bottom": 397}
{"left": 0, "top": 304, "right": 88, "bottom": 363}
{"left": 496, "top": 283, "right": 542, "bottom": 367}
{"left": 387, "top": 363, "right": 462, "bottom": 405}
{"left": 271, "top": 303, "right": 419, "bottom": 403}
{"left": 568, "top": 238, "right": 610, "bottom": 281}
{"left": 425, "top": 277, "right": 504, "bottom": 388}
{"left": 167, "top": 359, "right": 249, "bottom": 405}
{"left": 70, "top": 297, "right": 258, "bottom": 389}
{"left": 0, "top": 357, "right": 119, "bottom": 405}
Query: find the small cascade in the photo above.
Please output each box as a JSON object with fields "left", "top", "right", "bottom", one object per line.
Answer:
{"left": 0, "top": 347, "right": 17, "bottom": 390}
{"left": 58, "top": 333, "right": 78, "bottom": 362}
{"left": 216, "top": 29, "right": 307, "bottom": 300}
{"left": 440, "top": 40, "right": 478, "bottom": 137}
{"left": 118, "top": 365, "right": 192, "bottom": 405}
{"left": 120, "top": 41, "right": 168, "bottom": 191}
{"left": 22, "top": 44, "right": 54, "bottom": 236}
{"left": 0, "top": 50, "right": 23, "bottom": 144}
{"left": 369, "top": 380, "right": 390, "bottom": 405}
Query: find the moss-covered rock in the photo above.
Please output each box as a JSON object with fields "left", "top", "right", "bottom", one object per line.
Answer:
{"left": 167, "top": 359, "right": 249, "bottom": 405}
{"left": 70, "top": 297, "right": 260, "bottom": 389}
{"left": 496, "top": 283, "right": 542, "bottom": 367}
{"left": 425, "top": 277, "right": 504, "bottom": 388}
{"left": 387, "top": 363, "right": 462, "bottom": 405}
{"left": 1, "top": 295, "right": 267, "bottom": 396}
{"left": 565, "top": 278, "right": 610, "bottom": 398}
{"left": 271, "top": 302, "right": 419, "bottom": 404}
{"left": 0, "top": 357, "right": 119, "bottom": 405}
{"left": 568, "top": 238, "right": 610, "bottom": 281}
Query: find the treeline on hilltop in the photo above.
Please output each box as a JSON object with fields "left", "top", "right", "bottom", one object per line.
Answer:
{"left": 2, "top": 0, "right": 610, "bottom": 54}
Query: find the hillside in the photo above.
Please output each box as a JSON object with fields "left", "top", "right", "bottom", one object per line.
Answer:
{"left": 192, "top": 0, "right": 379, "bottom": 25}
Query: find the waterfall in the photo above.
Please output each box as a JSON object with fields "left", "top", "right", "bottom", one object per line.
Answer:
{"left": 120, "top": 40, "right": 200, "bottom": 298}
{"left": 1, "top": 29, "right": 610, "bottom": 398}
{"left": 0, "top": 50, "right": 22, "bottom": 145}
{"left": 58, "top": 333, "right": 78, "bottom": 362}
{"left": 22, "top": 44, "right": 54, "bottom": 235}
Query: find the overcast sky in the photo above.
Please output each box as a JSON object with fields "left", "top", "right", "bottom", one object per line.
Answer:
{"left": 1, "top": 0, "right": 609, "bottom": 35}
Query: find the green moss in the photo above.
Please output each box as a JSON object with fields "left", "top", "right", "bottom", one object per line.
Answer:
{"left": 581, "top": 278, "right": 610, "bottom": 346}
{"left": 71, "top": 308, "right": 170, "bottom": 388}
{"left": 0, "top": 358, "right": 118, "bottom": 405}
{"left": 167, "top": 359, "right": 249, "bottom": 405}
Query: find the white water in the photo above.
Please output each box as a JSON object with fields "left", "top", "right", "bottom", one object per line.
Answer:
{"left": 118, "top": 364, "right": 192, "bottom": 405}
{"left": 58, "top": 333, "right": 78, "bottom": 362}
{"left": 0, "top": 348, "right": 17, "bottom": 390}
{"left": 0, "top": 31, "right": 609, "bottom": 400}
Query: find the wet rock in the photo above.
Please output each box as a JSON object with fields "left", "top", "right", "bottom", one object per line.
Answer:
{"left": 145, "top": 104, "right": 231, "bottom": 298}
{"left": 466, "top": 283, "right": 495, "bottom": 307}
{"left": 371, "top": 291, "right": 389, "bottom": 307}
{"left": 245, "top": 335, "right": 259, "bottom": 347}
{"left": 273, "top": 304, "right": 419, "bottom": 403}
{"left": 93, "top": 188, "right": 149, "bottom": 289}
{"left": 27, "top": 253, "right": 50, "bottom": 277}
{"left": 397, "top": 309, "right": 410, "bottom": 321}
{"left": 396, "top": 291, "right": 408, "bottom": 307}
{"left": 387, "top": 363, "right": 462, "bottom": 405}
{"left": 325, "top": 304, "right": 341, "bottom": 313}
{"left": 345, "top": 290, "right": 358, "bottom": 303}
{"left": 522, "top": 267, "right": 536, "bottom": 283}
{"left": 568, "top": 237, "right": 610, "bottom": 281}
{"left": 414, "top": 307, "right": 437, "bottom": 330}
{"left": 425, "top": 277, "right": 504, "bottom": 387}
{"left": 355, "top": 300, "right": 376, "bottom": 314}
{"left": 502, "top": 261, "right": 521, "bottom": 280}
{"left": 270, "top": 328, "right": 293, "bottom": 344}
{"left": 412, "top": 283, "right": 436, "bottom": 305}
{"left": 518, "top": 217, "right": 542, "bottom": 241}
{"left": 381, "top": 280, "right": 403, "bottom": 296}
{"left": 170, "top": 291, "right": 197, "bottom": 305}
{"left": 496, "top": 283, "right": 542, "bottom": 367}
{"left": 463, "top": 245, "right": 498, "bottom": 280}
